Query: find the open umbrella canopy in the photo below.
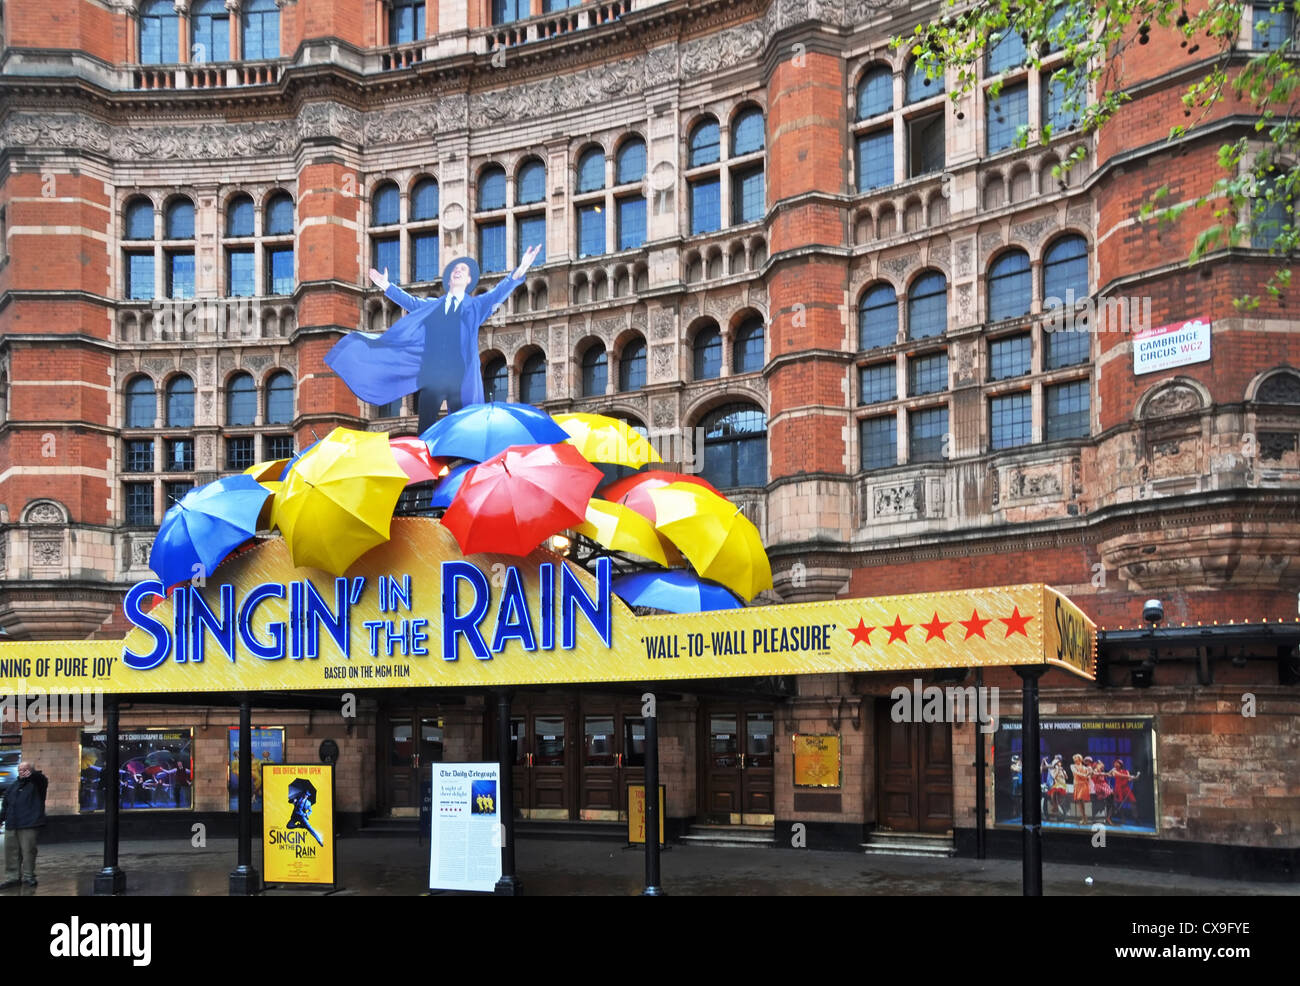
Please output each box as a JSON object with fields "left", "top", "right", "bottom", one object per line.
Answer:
{"left": 554, "top": 412, "right": 662, "bottom": 469}
{"left": 611, "top": 570, "right": 743, "bottom": 613}
{"left": 269, "top": 428, "right": 409, "bottom": 575}
{"left": 419, "top": 401, "right": 569, "bottom": 463}
{"left": 648, "top": 483, "right": 772, "bottom": 601}
{"left": 442, "top": 443, "right": 603, "bottom": 556}
{"left": 149, "top": 474, "right": 271, "bottom": 589}
{"left": 278, "top": 438, "right": 320, "bottom": 480}
{"left": 431, "top": 462, "right": 475, "bottom": 510}
{"left": 389, "top": 435, "right": 447, "bottom": 485}
{"left": 600, "top": 470, "right": 723, "bottom": 522}
{"left": 573, "top": 498, "right": 679, "bottom": 567}
{"left": 244, "top": 458, "right": 291, "bottom": 484}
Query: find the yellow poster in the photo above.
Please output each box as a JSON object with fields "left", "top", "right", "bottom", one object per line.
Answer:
{"left": 627, "top": 784, "right": 665, "bottom": 845}
{"left": 793, "top": 734, "right": 841, "bottom": 788}
{"left": 262, "top": 764, "right": 334, "bottom": 886}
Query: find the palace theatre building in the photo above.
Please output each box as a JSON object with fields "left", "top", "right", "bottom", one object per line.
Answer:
{"left": 1, "top": 0, "right": 1297, "bottom": 880}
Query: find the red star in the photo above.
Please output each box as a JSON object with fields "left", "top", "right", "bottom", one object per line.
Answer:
{"left": 1001, "top": 606, "right": 1033, "bottom": 638}
{"left": 848, "top": 619, "right": 875, "bottom": 646}
{"left": 919, "top": 612, "right": 951, "bottom": 642}
{"left": 884, "top": 615, "right": 913, "bottom": 644}
{"left": 960, "top": 608, "right": 992, "bottom": 640}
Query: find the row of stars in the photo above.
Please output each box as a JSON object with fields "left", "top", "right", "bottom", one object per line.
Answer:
{"left": 847, "top": 607, "right": 1033, "bottom": 646}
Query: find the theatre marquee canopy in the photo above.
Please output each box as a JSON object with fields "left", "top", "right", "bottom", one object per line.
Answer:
{"left": 0, "top": 520, "right": 1095, "bottom": 694}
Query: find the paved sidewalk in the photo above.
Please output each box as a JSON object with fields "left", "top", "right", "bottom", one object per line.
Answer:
{"left": 2, "top": 832, "right": 1295, "bottom": 895}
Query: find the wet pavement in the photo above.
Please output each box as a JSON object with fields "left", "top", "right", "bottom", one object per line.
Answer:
{"left": 2, "top": 831, "right": 1295, "bottom": 895}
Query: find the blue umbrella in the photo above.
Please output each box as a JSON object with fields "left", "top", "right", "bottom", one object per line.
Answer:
{"left": 277, "top": 439, "right": 320, "bottom": 480}
{"left": 430, "top": 462, "right": 475, "bottom": 509}
{"left": 148, "top": 475, "right": 271, "bottom": 589}
{"left": 611, "top": 571, "right": 743, "bottom": 613}
{"left": 419, "top": 402, "right": 568, "bottom": 462}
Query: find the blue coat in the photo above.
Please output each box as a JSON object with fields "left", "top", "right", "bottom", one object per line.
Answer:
{"left": 326, "top": 273, "right": 524, "bottom": 407}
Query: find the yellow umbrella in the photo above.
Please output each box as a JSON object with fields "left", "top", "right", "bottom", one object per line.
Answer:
{"left": 255, "top": 480, "right": 282, "bottom": 530}
{"left": 573, "top": 498, "right": 684, "bottom": 567}
{"left": 269, "top": 428, "right": 409, "bottom": 575}
{"left": 554, "top": 413, "right": 662, "bottom": 468}
{"left": 244, "top": 458, "right": 290, "bottom": 483}
{"left": 648, "top": 483, "right": 772, "bottom": 601}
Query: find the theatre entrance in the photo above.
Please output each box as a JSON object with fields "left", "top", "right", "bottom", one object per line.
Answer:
{"left": 379, "top": 703, "right": 444, "bottom": 815}
{"left": 699, "top": 702, "right": 774, "bottom": 824}
{"left": 874, "top": 700, "right": 953, "bottom": 833}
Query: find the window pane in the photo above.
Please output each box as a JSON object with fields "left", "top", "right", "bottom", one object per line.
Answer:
{"left": 242, "top": 3, "right": 280, "bottom": 60}
{"left": 227, "top": 436, "right": 256, "bottom": 471}
{"left": 989, "top": 333, "right": 1032, "bottom": 380}
{"left": 127, "top": 254, "right": 155, "bottom": 301}
{"left": 192, "top": 4, "right": 231, "bottom": 63}
{"left": 986, "top": 29, "right": 1026, "bottom": 74}
{"left": 517, "top": 161, "right": 545, "bottom": 205}
{"left": 987, "top": 81, "right": 1029, "bottom": 153}
{"left": 859, "top": 363, "right": 895, "bottom": 405}
{"left": 689, "top": 178, "right": 720, "bottom": 235}
{"left": 483, "top": 359, "right": 508, "bottom": 403}
{"left": 126, "top": 379, "right": 156, "bottom": 429}
{"left": 521, "top": 354, "right": 547, "bottom": 404}
{"left": 166, "top": 200, "right": 194, "bottom": 239}
{"left": 373, "top": 184, "right": 400, "bottom": 226}
{"left": 478, "top": 222, "right": 506, "bottom": 273}
{"left": 126, "top": 201, "right": 154, "bottom": 240}
{"left": 516, "top": 215, "right": 546, "bottom": 265}
{"left": 856, "top": 130, "right": 893, "bottom": 192}
{"left": 701, "top": 404, "right": 767, "bottom": 489}
{"left": 266, "top": 372, "right": 293, "bottom": 424}
{"left": 164, "top": 481, "right": 194, "bottom": 507}
{"left": 1045, "top": 326, "right": 1090, "bottom": 369}
{"left": 693, "top": 328, "right": 721, "bottom": 380}
{"left": 909, "top": 406, "right": 948, "bottom": 463}
{"left": 689, "top": 120, "right": 720, "bottom": 168}
{"left": 908, "top": 351, "right": 948, "bottom": 396}
{"left": 1046, "top": 380, "right": 1089, "bottom": 440}
{"left": 266, "top": 194, "right": 293, "bottom": 235}
{"left": 732, "top": 108, "right": 764, "bottom": 155}
{"left": 390, "top": 0, "right": 426, "bottom": 42}
{"left": 168, "top": 253, "right": 195, "bottom": 299}
{"left": 226, "top": 197, "right": 254, "bottom": 237}
{"left": 376, "top": 398, "right": 403, "bottom": 418}
{"left": 859, "top": 284, "right": 898, "bottom": 349}
{"left": 861, "top": 415, "right": 897, "bottom": 470}
{"left": 140, "top": 1, "right": 179, "bottom": 64}
{"left": 226, "top": 374, "right": 256, "bottom": 426}
{"left": 582, "top": 346, "right": 607, "bottom": 396}
{"left": 909, "top": 114, "right": 944, "bottom": 178}
{"left": 1043, "top": 235, "right": 1089, "bottom": 305}
{"left": 412, "top": 232, "right": 440, "bottom": 282}
{"left": 227, "top": 249, "right": 254, "bottom": 297}
{"left": 492, "top": 0, "right": 527, "bottom": 24}
{"left": 577, "top": 206, "right": 605, "bottom": 258}
{"left": 732, "top": 167, "right": 764, "bottom": 224}
{"left": 908, "top": 272, "right": 947, "bottom": 340}
{"left": 856, "top": 66, "right": 893, "bottom": 120}
{"left": 734, "top": 319, "right": 764, "bottom": 374}
{"left": 266, "top": 247, "right": 293, "bottom": 295}
{"left": 576, "top": 150, "right": 605, "bottom": 194}
{"left": 372, "top": 237, "right": 399, "bottom": 279}
{"left": 990, "top": 392, "right": 1032, "bottom": 450}
{"left": 265, "top": 435, "right": 294, "bottom": 461}
{"left": 616, "top": 140, "right": 646, "bottom": 185}
{"left": 619, "top": 341, "right": 646, "bottom": 391}
{"left": 125, "top": 483, "right": 154, "bottom": 526}
{"left": 165, "top": 438, "right": 194, "bottom": 472}
{"left": 1043, "top": 72, "right": 1085, "bottom": 134}
{"left": 411, "top": 178, "right": 440, "bottom": 220}
{"left": 479, "top": 167, "right": 507, "bottom": 211}
{"left": 905, "top": 59, "right": 943, "bottom": 103}
{"left": 166, "top": 377, "right": 194, "bottom": 427}
{"left": 988, "top": 250, "right": 1031, "bottom": 321}
{"left": 125, "top": 439, "right": 154, "bottom": 473}
{"left": 617, "top": 197, "right": 646, "bottom": 251}
{"left": 1254, "top": 3, "right": 1293, "bottom": 49}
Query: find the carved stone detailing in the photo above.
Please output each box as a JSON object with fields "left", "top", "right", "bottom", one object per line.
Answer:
{"left": 143, "top": 357, "right": 174, "bottom": 377}
{"left": 1007, "top": 469, "right": 1061, "bottom": 500}
{"left": 0, "top": 536, "right": 7, "bottom": 573}
{"left": 955, "top": 239, "right": 973, "bottom": 277}
{"left": 1151, "top": 439, "right": 1200, "bottom": 478}
{"left": 219, "top": 354, "right": 237, "bottom": 373}
{"left": 201, "top": 358, "right": 215, "bottom": 386}
{"left": 953, "top": 339, "right": 975, "bottom": 383}
{"left": 956, "top": 283, "right": 973, "bottom": 323}
{"left": 298, "top": 102, "right": 365, "bottom": 141}
{"left": 243, "top": 353, "right": 273, "bottom": 374}
{"left": 551, "top": 363, "right": 567, "bottom": 392}
{"left": 496, "top": 331, "right": 523, "bottom": 354}
{"left": 837, "top": 0, "right": 910, "bottom": 26}
{"left": 652, "top": 345, "right": 672, "bottom": 380}
{"left": 880, "top": 253, "right": 918, "bottom": 278}
{"left": 644, "top": 45, "right": 677, "bottom": 83}
{"left": 653, "top": 309, "right": 675, "bottom": 340}
{"left": 652, "top": 397, "right": 675, "bottom": 428}
{"left": 989, "top": 466, "right": 1000, "bottom": 507}
{"left": 706, "top": 296, "right": 735, "bottom": 321}
{"left": 3, "top": 113, "right": 296, "bottom": 161}
{"left": 1066, "top": 203, "right": 1092, "bottom": 227}
{"left": 979, "top": 232, "right": 1002, "bottom": 254}
{"left": 473, "top": 60, "right": 643, "bottom": 125}
{"left": 201, "top": 392, "right": 214, "bottom": 416}
{"left": 1011, "top": 216, "right": 1052, "bottom": 244}
{"left": 596, "top": 316, "right": 623, "bottom": 339}
{"left": 32, "top": 539, "right": 63, "bottom": 566}
{"left": 199, "top": 435, "right": 215, "bottom": 468}
{"left": 873, "top": 482, "right": 917, "bottom": 517}
{"left": 363, "top": 100, "right": 460, "bottom": 144}
{"left": 631, "top": 310, "right": 647, "bottom": 334}
{"left": 1151, "top": 439, "right": 1182, "bottom": 457}
{"left": 131, "top": 538, "right": 154, "bottom": 568}
{"left": 680, "top": 21, "right": 765, "bottom": 79}
{"left": 1071, "top": 458, "right": 1083, "bottom": 498}
{"left": 550, "top": 325, "right": 567, "bottom": 351}
{"left": 25, "top": 502, "right": 64, "bottom": 524}
{"left": 441, "top": 202, "right": 465, "bottom": 232}
{"left": 1143, "top": 383, "right": 1203, "bottom": 418}
{"left": 1259, "top": 431, "right": 1298, "bottom": 461}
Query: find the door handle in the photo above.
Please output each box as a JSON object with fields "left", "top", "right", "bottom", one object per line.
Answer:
{"left": 616, "top": 752, "right": 622, "bottom": 768}
{"left": 740, "top": 753, "right": 746, "bottom": 769}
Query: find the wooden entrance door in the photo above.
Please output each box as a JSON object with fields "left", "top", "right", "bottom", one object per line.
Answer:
{"left": 875, "top": 701, "right": 953, "bottom": 832}
{"left": 700, "top": 703, "right": 774, "bottom": 822}
{"left": 382, "top": 706, "right": 444, "bottom": 813}
{"left": 578, "top": 702, "right": 646, "bottom": 820}
{"left": 507, "top": 705, "right": 576, "bottom": 819}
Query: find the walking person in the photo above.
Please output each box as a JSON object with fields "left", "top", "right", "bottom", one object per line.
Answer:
{"left": 1, "top": 761, "right": 48, "bottom": 888}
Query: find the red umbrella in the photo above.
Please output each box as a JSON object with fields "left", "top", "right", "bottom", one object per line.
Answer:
{"left": 389, "top": 436, "right": 448, "bottom": 486}
{"left": 599, "top": 471, "right": 723, "bottom": 522}
{"left": 441, "top": 443, "right": 604, "bottom": 556}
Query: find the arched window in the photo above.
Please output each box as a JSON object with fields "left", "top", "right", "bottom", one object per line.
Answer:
{"left": 988, "top": 250, "right": 1031, "bottom": 321}
{"left": 907, "top": 271, "right": 947, "bottom": 340}
{"left": 265, "top": 371, "right": 293, "bottom": 425}
{"left": 905, "top": 59, "right": 943, "bottom": 103}
{"left": 166, "top": 376, "right": 195, "bottom": 428}
{"left": 226, "top": 195, "right": 254, "bottom": 237}
{"left": 582, "top": 344, "right": 608, "bottom": 397}
{"left": 520, "top": 353, "right": 547, "bottom": 404}
{"left": 192, "top": 0, "right": 231, "bottom": 63}
{"left": 688, "top": 119, "right": 720, "bottom": 168}
{"left": 693, "top": 325, "right": 722, "bottom": 380}
{"left": 125, "top": 199, "right": 154, "bottom": 240}
{"left": 616, "top": 139, "right": 646, "bottom": 185}
{"left": 140, "top": 0, "right": 180, "bottom": 64}
{"left": 700, "top": 403, "right": 767, "bottom": 489}
{"left": 483, "top": 358, "right": 508, "bottom": 403}
{"left": 859, "top": 284, "right": 899, "bottom": 349}
{"left": 242, "top": 0, "right": 280, "bottom": 59}
{"left": 856, "top": 65, "right": 893, "bottom": 120}
{"left": 372, "top": 183, "right": 400, "bottom": 226}
{"left": 733, "top": 317, "right": 765, "bottom": 374}
{"left": 411, "top": 177, "right": 439, "bottom": 221}
{"left": 986, "top": 28, "right": 1026, "bottom": 74}
{"left": 478, "top": 166, "right": 506, "bottom": 211}
{"left": 732, "top": 107, "right": 764, "bottom": 156}
{"left": 1043, "top": 235, "right": 1088, "bottom": 305}
{"left": 1257, "top": 371, "right": 1300, "bottom": 403}
{"left": 265, "top": 193, "right": 294, "bottom": 236}
{"left": 517, "top": 161, "right": 545, "bottom": 205}
{"left": 226, "top": 373, "right": 257, "bottom": 427}
{"left": 619, "top": 338, "right": 647, "bottom": 391}
{"left": 126, "top": 377, "right": 156, "bottom": 429}
{"left": 576, "top": 148, "right": 605, "bottom": 194}
{"left": 165, "top": 199, "right": 195, "bottom": 240}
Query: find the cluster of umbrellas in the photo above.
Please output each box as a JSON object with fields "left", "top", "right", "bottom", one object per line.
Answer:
{"left": 148, "top": 402, "right": 774, "bottom": 614}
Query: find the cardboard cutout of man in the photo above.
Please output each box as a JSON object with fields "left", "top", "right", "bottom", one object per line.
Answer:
{"left": 326, "top": 245, "right": 541, "bottom": 433}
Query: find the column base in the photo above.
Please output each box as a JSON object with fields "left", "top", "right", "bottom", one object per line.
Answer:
{"left": 493, "top": 875, "right": 522, "bottom": 896}
{"left": 93, "top": 867, "right": 127, "bottom": 896}
{"left": 228, "top": 865, "right": 261, "bottom": 896}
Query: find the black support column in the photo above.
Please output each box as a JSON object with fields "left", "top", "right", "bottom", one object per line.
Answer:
{"left": 642, "top": 693, "right": 663, "bottom": 896}
{"left": 493, "top": 689, "right": 521, "bottom": 896}
{"left": 1016, "top": 667, "right": 1046, "bottom": 896}
{"left": 228, "top": 694, "right": 260, "bottom": 895}
{"left": 93, "top": 695, "right": 126, "bottom": 895}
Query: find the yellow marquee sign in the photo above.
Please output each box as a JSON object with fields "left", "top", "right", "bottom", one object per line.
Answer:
{"left": 0, "top": 519, "right": 1095, "bottom": 694}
